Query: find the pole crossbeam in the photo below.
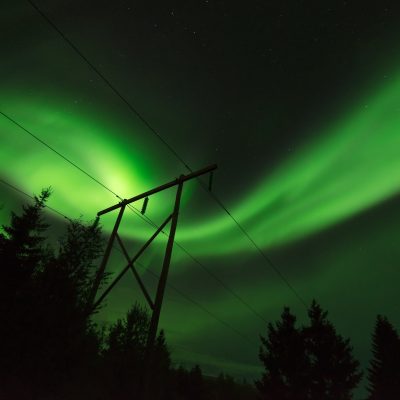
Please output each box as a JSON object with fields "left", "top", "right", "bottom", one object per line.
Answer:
{"left": 97, "top": 163, "right": 217, "bottom": 216}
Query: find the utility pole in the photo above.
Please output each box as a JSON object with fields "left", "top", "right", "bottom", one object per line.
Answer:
{"left": 141, "top": 178, "right": 183, "bottom": 400}
{"left": 86, "top": 164, "right": 217, "bottom": 399}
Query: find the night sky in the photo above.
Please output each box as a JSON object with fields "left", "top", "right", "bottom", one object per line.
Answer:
{"left": 2, "top": 1, "right": 400, "bottom": 397}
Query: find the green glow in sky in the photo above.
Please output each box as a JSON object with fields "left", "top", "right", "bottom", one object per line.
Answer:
{"left": 179, "top": 76, "right": 400, "bottom": 254}
{"left": 2, "top": 75, "right": 400, "bottom": 258}
{"left": 3, "top": 5, "right": 400, "bottom": 396}
{"left": 0, "top": 96, "right": 153, "bottom": 207}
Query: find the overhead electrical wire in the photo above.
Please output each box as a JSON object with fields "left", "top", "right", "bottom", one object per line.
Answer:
{"left": 0, "top": 110, "right": 267, "bottom": 325}
{"left": 171, "top": 240, "right": 268, "bottom": 323}
{"left": 0, "top": 177, "right": 256, "bottom": 347}
{"left": 0, "top": 111, "right": 147, "bottom": 222}
{"left": 200, "top": 187, "right": 308, "bottom": 308}
{"left": 27, "top": 0, "right": 191, "bottom": 173}
{"left": 26, "top": 0, "right": 308, "bottom": 309}
{"left": 145, "top": 267, "right": 258, "bottom": 346}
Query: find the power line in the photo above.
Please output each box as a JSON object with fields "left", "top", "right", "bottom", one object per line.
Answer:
{"left": 145, "top": 266, "right": 258, "bottom": 347}
{"left": 0, "top": 111, "right": 120, "bottom": 200}
{"left": 26, "top": 0, "right": 307, "bottom": 309}
{"left": 122, "top": 202, "right": 268, "bottom": 324}
{"left": 0, "top": 178, "right": 257, "bottom": 348}
{"left": 0, "top": 110, "right": 148, "bottom": 221}
{"left": 0, "top": 178, "right": 268, "bottom": 323}
{"left": 172, "top": 241, "right": 268, "bottom": 323}
{"left": 27, "top": 0, "right": 191, "bottom": 173}
{"left": 202, "top": 187, "right": 308, "bottom": 308}
{"left": 109, "top": 249, "right": 257, "bottom": 347}
{"left": 129, "top": 210, "right": 268, "bottom": 323}
{"left": 0, "top": 110, "right": 267, "bottom": 325}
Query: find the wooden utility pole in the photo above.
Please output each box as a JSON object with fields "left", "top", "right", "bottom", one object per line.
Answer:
{"left": 86, "top": 164, "right": 217, "bottom": 399}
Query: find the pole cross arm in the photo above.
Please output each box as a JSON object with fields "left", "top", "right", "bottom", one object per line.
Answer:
{"left": 97, "top": 163, "right": 217, "bottom": 216}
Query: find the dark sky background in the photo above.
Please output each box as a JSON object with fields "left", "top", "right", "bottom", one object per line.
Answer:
{"left": 2, "top": 1, "right": 400, "bottom": 397}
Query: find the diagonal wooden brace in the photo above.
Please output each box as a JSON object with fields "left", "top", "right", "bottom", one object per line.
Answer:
{"left": 91, "top": 214, "right": 172, "bottom": 312}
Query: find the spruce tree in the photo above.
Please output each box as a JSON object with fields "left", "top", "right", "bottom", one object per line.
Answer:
{"left": 367, "top": 315, "right": 400, "bottom": 399}
{"left": 256, "top": 307, "right": 309, "bottom": 400}
{"left": 0, "top": 189, "right": 51, "bottom": 300}
{"left": 0, "top": 191, "right": 105, "bottom": 398}
{"left": 0, "top": 189, "right": 52, "bottom": 395}
{"left": 101, "top": 303, "right": 149, "bottom": 397}
{"left": 101, "top": 303, "right": 170, "bottom": 399}
{"left": 304, "top": 301, "right": 362, "bottom": 400}
{"left": 256, "top": 302, "right": 362, "bottom": 400}
{"left": 33, "top": 216, "right": 105, "bottom": 395}
{"left": 56, "top": 216, "right": 104, "bottom": 312}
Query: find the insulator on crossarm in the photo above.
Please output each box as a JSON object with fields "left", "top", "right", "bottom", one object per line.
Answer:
{"left": 141, "top": 197, "right": 149, "bottom": 215}
{"left": 208, "top": 171, "right": 214, "bottom": 192}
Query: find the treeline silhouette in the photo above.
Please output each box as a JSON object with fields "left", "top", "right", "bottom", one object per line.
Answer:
{"left": 0, "top": 190, "right": 399, "bottom": 399}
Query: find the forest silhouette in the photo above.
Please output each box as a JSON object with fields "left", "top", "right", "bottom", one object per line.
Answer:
{"left": 0, "top": 190, "right": 399, "bottom": 399}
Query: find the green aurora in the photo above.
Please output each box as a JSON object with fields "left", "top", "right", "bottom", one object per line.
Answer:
{"left": 2, "top": 3, "right": 400, "bottom": 398}
{"left": 1, "top": 73, "right": 400, "bottom": 257}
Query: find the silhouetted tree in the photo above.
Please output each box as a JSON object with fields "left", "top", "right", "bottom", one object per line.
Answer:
{"left": 172, "top": 364, "right": 205, "bottom": 400}
{"left": 203, "top": 373, "right": 258, "bottom": 400}
{"left": 172, "top": 366, "right": 189, "bottom": 399}
{"left": 0, "top": 189, "right": 52, "bottom": 396}
{"left": 256, "top": 307, "right": 309, "bottom": 400}
{"left": 188, "top": 365, "right": 205, "bottom": 400}
{"left": 152, "top": 329, "right": 172, "bottom": 399}
{"left": 100, "top": 303, "right": 149, "bottom": 398}
{"left": 257, "top": 302, "right": 361, "bottom": 400}
{"left": 0, "top": 189, "right": 51, "bottom": 307}
{"left": 367, "top": 315, "right": 400, "bottom": 399}
{"left": 56, "top": 216, "right": 104, "bottom": 311}
{"left": 100, "top": 302, "right": 170, "bottom": 400}
{"left": 304, "top": 300, "right": 362, "bottom": 400}
{"left": 33, "top": 216, "right": 104, "bottom": 397}
{"left": 0, "top": 191, "right": 105, "bottom": 399}
{"left": 214, "top": 373, "right": 237, "bottom": 399}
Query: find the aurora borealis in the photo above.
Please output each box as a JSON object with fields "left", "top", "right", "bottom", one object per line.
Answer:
{"left": 3, "top": 73, "right": 400, "bottom": 256}
{"left": 2, "top": 1, "right": 400, "bottom": 397}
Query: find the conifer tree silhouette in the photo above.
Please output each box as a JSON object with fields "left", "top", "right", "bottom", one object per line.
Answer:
{"left": 0, "top": 189, "right": 50, "bottom": 299}
{"left": 0, "top": 191, "right": 105, "bottom": 398}
{"left": 367, "top": 315, "right": 400, "bottom": 399}
{"left": 256, "top": 302, "right": 361, "bottom": 400}
{"left": 304, "top": 300, "right": 362, "bottom": 400}
{"left": 100, "top": 302, "right": 170, "bottom": 400}
{"left": 35, "top": 215, "right": 104, "bottom": 396}
{"left": 0, "top": 189, "right": 52, "bottom": 396}
{"left": 172, "top": 364, "right": 205, "bottom": 400}
{"left": 256, "top": 307, "right": 309, "bottom": 400}
{"left": 214, "top": 373, "right": 244, "bottom": 399}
